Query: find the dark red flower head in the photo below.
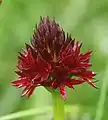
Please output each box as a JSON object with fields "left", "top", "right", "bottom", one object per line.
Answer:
{"left": 12, "top": 17, "right": 96, "bottom": 100}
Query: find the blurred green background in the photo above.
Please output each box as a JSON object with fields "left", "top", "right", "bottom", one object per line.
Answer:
{"left": 0, "top": 0, "right": 108, "bottom": 120}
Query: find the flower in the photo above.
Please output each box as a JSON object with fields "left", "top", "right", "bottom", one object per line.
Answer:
{"left": 12, "top": 17, "right": 96, "bottom": 100}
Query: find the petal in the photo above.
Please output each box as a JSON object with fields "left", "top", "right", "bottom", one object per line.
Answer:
{"left": 15, "top": 71, "right": 25, "bottom": 77}
{"left": 41, "top": 80, "right": 53, "bottom": 87}
{"left": 21, "top": 85, "right": 36, "bottom": 97}
{"left": 85, "top": 79, "right": 97, "bottom": 88}
{"left": 62, "top": 55, "right": 75, "bottom": 68}
{"left": 65, "top": 79, "right": 74, "bottom": 88}
{"left": 37, "top": 57, "right": 51, "bottom": 80}
{"left": 79, "top": 51, "right": 92, "bottom": 62}
{"left": 39, "top": 49, "right": 53, "bottom": 62}
{"left": 51, "top": 80, "right": 58, "bottom": 89}
{"left": 80, "top": 71, "right": 96, "bottom": 79}
{"left": 74, "top": 41, "right": 82, "bottom": 55}
{"left": 59, "top": 85, "right": 66, "bottom": 100}
{"left": 27, "top": 86, "right": 36, "bottom": 98}
{"left": 78, "top": 63, "right": 92, "bottom": 68}
{"left": 19, "top": 52, "right": 25, "bottom": 59}
{"left": 18, "top": 47, "right": 35, "bottom": 71}
{"left": 27, "top": 48, "right": 35, "bottom": 65}
{"left": 11, "top": 78, "right": 30, "bottom": 87}
{"left": 71, "top": 79, "right": 85, "bottom": 85}
{"left": 21, "top": 85, "right": 31, "bottom": 97}
{"left": 25, "top": 43, "right": 32, "bottom": 50}
{"left": 65, "top": 78, "right": 85, "bottom": 88}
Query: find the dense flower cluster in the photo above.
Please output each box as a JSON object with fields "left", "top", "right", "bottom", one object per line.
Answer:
{"left": 12, "top": 17, "right": 96, "bottom": 100}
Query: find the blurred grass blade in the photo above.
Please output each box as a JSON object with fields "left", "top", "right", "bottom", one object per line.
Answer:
{"left": 94, "top": 64, "right": 108, "bottom": 120}
{"left": 0, "top": 105, "right": 80, "bottom": 120}
{"left": 0, "top": 107, "right": 52, "bottom": 120}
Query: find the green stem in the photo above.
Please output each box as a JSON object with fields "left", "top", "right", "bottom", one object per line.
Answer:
{"left": 52, "top": 91, "right": 65, "bottom": 120}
